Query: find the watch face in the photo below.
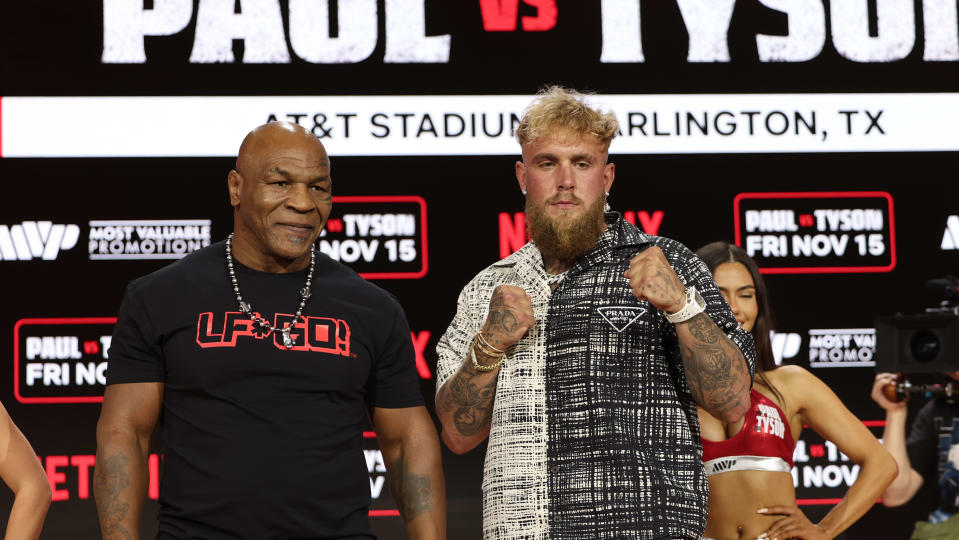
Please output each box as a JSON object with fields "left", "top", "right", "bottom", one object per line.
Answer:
{"left": 667, "top": 286, "right": 706, "bottom": 323}
{"left": 693, "top": 288, "right": 706, "bottom": 309}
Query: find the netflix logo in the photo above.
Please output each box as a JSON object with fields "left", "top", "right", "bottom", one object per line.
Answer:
{"left": 40, "top": 454, "right": 160, "bottom": 502}
{"left": 498, "top": 210, "right": 665, "bottom": 257}
{"left": 411, "top": 330, "right": 432, "bottom": 380}
{"left": 41, "top": 450, "right": 399, "bottom": 518}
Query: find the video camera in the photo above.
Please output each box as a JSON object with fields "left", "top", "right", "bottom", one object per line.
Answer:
{"left": 881, "top": 375, "right": 959, "bottom": 403}
{"left": 875, "top": 276, "right": 959, "bottom": 373}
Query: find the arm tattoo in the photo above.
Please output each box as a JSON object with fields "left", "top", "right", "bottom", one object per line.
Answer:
{"left": 686, "top": 312, "right": 720, "bottom": 345}
{"left": 680, "top": 313, "right": 747, "bottom": 418}
{"left": 442, "top": 358, "right": 498, "bottom": 436}
{"left": 95, "top": 454, "right": 133, "bottom": 540}
{"left": 387, "top": 457, "right": 432, "bottom": 523}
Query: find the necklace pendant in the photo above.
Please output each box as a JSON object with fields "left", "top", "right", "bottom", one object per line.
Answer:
{"left": 226, "top": 234, "right": 312, "bottom": 352}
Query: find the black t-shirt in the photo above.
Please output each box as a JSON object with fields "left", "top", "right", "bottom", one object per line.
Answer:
{"left": 107, "top": 240, "right": 424, "bottom": 539}
{"left": 907, "top": 397, "right": 959, "bottom": 521}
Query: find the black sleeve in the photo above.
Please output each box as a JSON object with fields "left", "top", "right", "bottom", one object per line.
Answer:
{"left": 907, "top": 400, "right": 939, "bottom": 480}
{"left": 105, "top": 282, "right": 165, "bottom": 384}
{"left": 364, "top": 296, "right": 424, "bottom": 409}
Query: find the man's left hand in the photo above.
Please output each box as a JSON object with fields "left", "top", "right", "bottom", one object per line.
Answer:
{"left": 757, "top": 505, "right": 828, "bottom": 540}
{"left": 625, "top": 246, "right": 686, "bottom": 314}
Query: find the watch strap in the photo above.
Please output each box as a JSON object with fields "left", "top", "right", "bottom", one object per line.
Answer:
{"left": 664, "top": 286, "right": 705, "bottom": 324}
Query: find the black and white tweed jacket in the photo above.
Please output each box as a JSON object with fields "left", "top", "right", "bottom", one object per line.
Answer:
{"left": 437, "top": 213, "right": 756, "bottom": 539}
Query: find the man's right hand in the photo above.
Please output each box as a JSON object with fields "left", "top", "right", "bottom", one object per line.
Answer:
{"left": 435, "top": 285, "right": 534, "bottom": 454}
{"left": 480, "top": 285, "right": 535, "bottom": 351}
{"left": 871, "top": 372, "right": 907, "bottom": 412}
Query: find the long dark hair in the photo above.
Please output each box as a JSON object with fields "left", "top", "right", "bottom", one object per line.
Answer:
{"left": 696, "top": 242, "right": 783, "bottom": 404}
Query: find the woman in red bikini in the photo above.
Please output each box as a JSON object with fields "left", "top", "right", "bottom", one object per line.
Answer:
{"left": 695, "top": 242, "right": 897, "bottom": 540}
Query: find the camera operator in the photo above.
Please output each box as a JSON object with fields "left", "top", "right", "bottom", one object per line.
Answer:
{"left": 872, "top": 371, "right": 959, "bottom": 538}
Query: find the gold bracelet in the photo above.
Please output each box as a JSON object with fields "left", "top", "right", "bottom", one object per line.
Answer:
{"left": 476, "top": 331, "right": 506, "bottom": 354}
{"left": 473, "top": 335, "right": 505, "bottom": 359}
{"left": 471, "top": 344, "right": 504, "bottom": 372}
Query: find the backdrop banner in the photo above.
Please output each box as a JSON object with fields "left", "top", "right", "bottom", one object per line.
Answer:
{"left": 1, "top": 2, "right": 957, "bottom": 538}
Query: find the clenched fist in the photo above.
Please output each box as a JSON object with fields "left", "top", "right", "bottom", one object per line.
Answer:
{"left": 624, "top": 246, "right": 686, "bottom": 315}
{"left": 481, "top": 285, "right": 536, "bottom": 351}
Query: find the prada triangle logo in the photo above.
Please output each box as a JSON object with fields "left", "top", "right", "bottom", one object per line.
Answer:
{"left": 596, "top": 306, "right": 646, "bottom": 332}
{"left": 943, "top": 215, "right": 959, "bottom": 250}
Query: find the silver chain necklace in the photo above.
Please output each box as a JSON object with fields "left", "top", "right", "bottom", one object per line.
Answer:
{"left": 225, "top": 233, "right": 314, "bottom": 349}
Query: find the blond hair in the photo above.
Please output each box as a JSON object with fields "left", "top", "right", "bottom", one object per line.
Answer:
{"left": 515, "top": 86, "right": 619, "bottom": 149}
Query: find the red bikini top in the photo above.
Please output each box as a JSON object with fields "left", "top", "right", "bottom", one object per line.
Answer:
{"left": 701, "top": 388, "right": 796, "bottom": 468}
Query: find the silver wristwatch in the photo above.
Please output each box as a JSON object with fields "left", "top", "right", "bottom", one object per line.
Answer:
{"left": 664, "top": 286, "right": 706, "bottom": 324}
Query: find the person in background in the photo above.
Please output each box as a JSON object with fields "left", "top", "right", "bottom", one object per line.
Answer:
{"left": 696, "top": 241, "right": 896, "bottom": 540}
{"left": 872, "top": 369, "right": 959, "bottom": 538}
{"left": 0, "top": 400, "right": 51, "bottom": 539}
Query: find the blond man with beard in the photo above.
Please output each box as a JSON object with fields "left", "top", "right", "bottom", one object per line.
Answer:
{"left": 435, "top": 87, "right": 756, "bottom": 539}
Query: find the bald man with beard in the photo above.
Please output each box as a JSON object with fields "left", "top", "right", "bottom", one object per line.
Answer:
{"left": 95, "top": 122, "right": 445, "bottom": 540}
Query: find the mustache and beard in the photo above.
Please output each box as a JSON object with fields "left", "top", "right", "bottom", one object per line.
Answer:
{"left": 525, "top": 194, "right": 606, "bottom": 262}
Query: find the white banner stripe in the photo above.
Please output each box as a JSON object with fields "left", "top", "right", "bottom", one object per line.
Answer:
{"left": 3, "top": 94, "right": 959, "bottom": 157}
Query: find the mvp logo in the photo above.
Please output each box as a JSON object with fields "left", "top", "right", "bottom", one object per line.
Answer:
{"left": 771, "top": 331, "right": 801, "bottom": 365}
{"left": 0, "top": 222, "right": 80, "bottom": 261}
{"left": 713, "top": 459, "right": 735, "bottom": 472}
{"left": 943, "top": 215, "right": 959, "bottom": 250}
{"left": 706, "top": 458, "right": 737, "bottom": 475}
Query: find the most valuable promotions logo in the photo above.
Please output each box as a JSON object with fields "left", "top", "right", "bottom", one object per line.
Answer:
{"left": 808, "top": 328, "right": 876, "bottom": 368}
{"left": 943, "top": 215, "right": 959, "bottom": 250}
{"left": 0, "top": 222, "right": 80, "bottom": 261}
{"left": 88, "top": 220, "right": 211, "bottom": 260}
